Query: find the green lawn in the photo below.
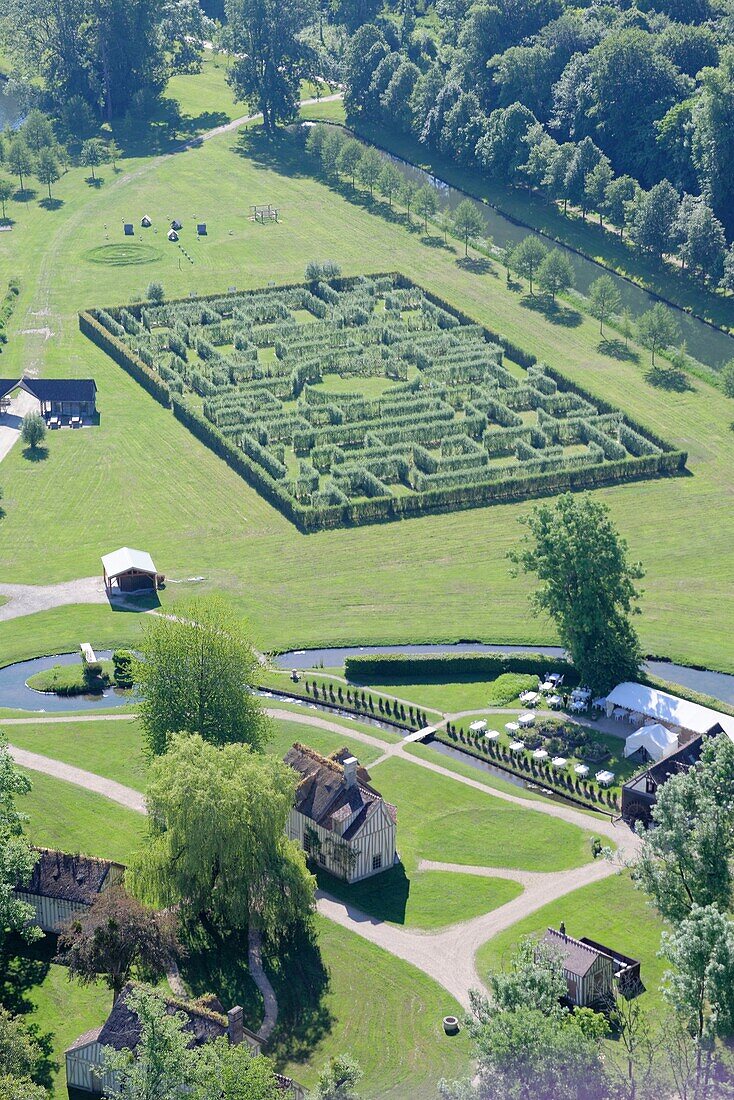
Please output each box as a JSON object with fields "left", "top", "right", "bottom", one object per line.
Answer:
{"left": 267, "top": 717, "right": 387, "bottom": 767}
{"left": 371, "top": 757, "right": 595, "bottom": 873}
{"left": 475, "top": 871, "right": 667, "bottom": 1015}
{"left": 18, "top": 770, "right": 146, "bottom": 864}
{"left": 0, "top": 934, "right": 112, "bottom": 1099}
{"left": 356, "top": 673, "right": 539, "bottom": 714}
{"left": 278, "top": 916, "right": 469, "bottom": 1097}
{"left": 26, "top": 658, "right": 116, "bottom": 695}
{"left": 316, "top": 862, "right": 521, "bottom": 930}
{"left": 7, "top": 717, "right": 148, "bottom": 790}
{"left": 0, "top": 84, "right": 731, "bottom": 673}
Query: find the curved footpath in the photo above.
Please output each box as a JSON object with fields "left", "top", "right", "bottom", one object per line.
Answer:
{"left": 5, "top": 706, "right": 638, "bottom": 1009}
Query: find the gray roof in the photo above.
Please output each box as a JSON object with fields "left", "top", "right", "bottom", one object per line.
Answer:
{"left": 19, "top": 849, "right": 119, "bottom": 905}
{"left": 284, "top": 743, "right": 396, "bottom": 835}
{"left": 541, "top": 928, "right": 606, "bottom": 978}
{"left": 97, "top": 984, "right": 229, "bottom": 1053}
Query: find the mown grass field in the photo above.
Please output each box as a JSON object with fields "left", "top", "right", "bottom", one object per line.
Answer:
{"left": 0, "top": 67, "right": 731, "bottom": 673}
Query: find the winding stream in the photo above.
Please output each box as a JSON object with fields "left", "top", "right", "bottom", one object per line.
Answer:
{"left": 0, "top": 645, "right": 731, "bottom": 713}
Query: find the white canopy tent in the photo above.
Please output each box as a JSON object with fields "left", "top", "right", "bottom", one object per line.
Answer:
{"left": 606, "top": 682, "right": 734, "bottom": 740}
{"left": 624, "top": 723, "right": 678, "bottom": 762}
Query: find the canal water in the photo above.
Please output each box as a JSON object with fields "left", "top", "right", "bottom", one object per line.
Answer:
{"left": 0, "top": 79, "right": 24, "bottom": 130}
{"left": 273, "top": 644, "right": 734, "bottom": 707}
{"left": 371, "top": 146, "right": 734, "bottom": 371}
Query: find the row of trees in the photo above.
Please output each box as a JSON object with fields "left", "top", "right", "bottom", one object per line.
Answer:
{"left": 0, "top": 109, "right": 118, "bottom": 207}
{"left": 344, "top": 21, "right": 734, "bottom": 284}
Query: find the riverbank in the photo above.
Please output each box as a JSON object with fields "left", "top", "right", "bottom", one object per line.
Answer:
{"left": 341, "top": 119, "right": 734, "bottom": 371}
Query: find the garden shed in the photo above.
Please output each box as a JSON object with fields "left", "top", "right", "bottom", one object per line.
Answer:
{"left": 102, "top": 546, "right": 160, "bottom": 593}
{"left": 624, "top": 723, "right": 678, "bottom": 762}
{"left": 541, "top": 926, "right": 614, "bottom": 1008}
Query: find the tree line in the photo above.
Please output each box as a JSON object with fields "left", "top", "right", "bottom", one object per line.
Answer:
{"left": 343, "top": 18, "right": 734, "bottom": 293}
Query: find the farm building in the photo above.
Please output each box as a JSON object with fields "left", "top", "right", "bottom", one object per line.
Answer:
{"left": 541, "top": 926, "right": 615, "bottom": 1009}
{"left": 621, "top": 736, "right": 706, "bottom": 827}
{"left": 284, "top": 743, "right": 397, "bottom": 883}
{"left": 0, "top": 376, "right": 97, "bottom": 421}
{"left": 65, "top": 983, "right": 280, "bottom": 1096}
{"left": 14, "top": 849, "right": 124, "bottom": 934}
{"left": 102, "top": 546, "right": 161, "bottom": 593}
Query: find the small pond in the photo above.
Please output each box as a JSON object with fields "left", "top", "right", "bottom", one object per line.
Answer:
{"left": 0, "top": 652, "right": 136, "bottom": 713}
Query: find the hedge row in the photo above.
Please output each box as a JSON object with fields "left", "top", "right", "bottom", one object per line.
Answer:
{"left": 80, "top": 312, "right": 171, "bottom": 407}
{"left": 344, "top": 652, "right": 578, "bottom": 683}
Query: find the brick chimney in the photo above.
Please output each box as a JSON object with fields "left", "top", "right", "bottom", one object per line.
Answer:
{"left": 342, "top": 757, "right": 358, "bottom": 788}
{"left": 227, "top": 1006, "right": 244, "bottom": 1045}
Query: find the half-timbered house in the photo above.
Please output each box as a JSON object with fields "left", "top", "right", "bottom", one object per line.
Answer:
{"left": 14, "top": 849, "right": 124, "bottom": 934}
{"left": 284, "top": 743, "right": 397, "bottom": 883}
{"left": 541, "top": 926, "right": 615, "bottom": 1008}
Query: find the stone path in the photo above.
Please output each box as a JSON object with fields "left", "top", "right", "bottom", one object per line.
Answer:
{"left": 5, "top": 705, "right": 639, "bottom": 1009}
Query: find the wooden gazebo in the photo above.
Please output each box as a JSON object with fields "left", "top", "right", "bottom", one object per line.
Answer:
{"left": 102, "top": 547, "right": 161, "bottom": 593}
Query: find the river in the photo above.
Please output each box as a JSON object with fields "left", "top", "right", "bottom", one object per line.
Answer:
{"left": 378, "top": 150, "right": 734, "bottom": 371}
{"left": 0, "top": 79, "right": 23, "bottom": 130}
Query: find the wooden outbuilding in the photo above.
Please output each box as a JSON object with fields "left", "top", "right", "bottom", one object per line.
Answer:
{"left": 20, "top": 377, "right": 97, "bottom": 420}
{"left": 123, "top": 223, "right": 134, "bottom": 235}
{"left": 541, "top": 926, "right": 615, "bottom": 1009}
{"left": 102, "top": 546, "right": 160, "bottom": 593}
{"left": 14, "top": 848, "right": 124, "bottom": 934}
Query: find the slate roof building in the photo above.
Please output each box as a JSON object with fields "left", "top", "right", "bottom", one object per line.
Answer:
{"left": 621, "top": 735, "right": 706, "bottom": 827}
{"left": 14, "top": 849, "right": 124, "bottom": 934}
{"left": 65, "top": 984, "right": 274, "bottom": 1096}
{"left": 541, "top": 926, "right": 615, "bottom": 1008}
{"left": 284, "top": 743, "right": 397, "bottom": 883}
{"left": 0, "top": 376, "right": 97, "bottom": 420}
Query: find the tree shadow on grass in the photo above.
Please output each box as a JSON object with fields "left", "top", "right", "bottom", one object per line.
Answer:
{"left": 85, "top": 176, "right": 104, "bottom": 188}
{"left": 0, "top": 216, "right": 16, "bottom": 228}
{"left": 38, "top": 197, "right": 64, "bottom": 212}
{"left": 0, "top": 933, "right": 58, "bottom": 1089}
{"left": 598, "top": 337, "right": 639, "bottom": 363}
{"left": 267, "top": 920, "right": 332, "bottom": 1067}
{"left": 645, "top": 365, "right": 693, "bottom": 392}
{"left": 22, "top": 445, "right": 49, "bottom": 462}
{"left": 521, "top": 294, "right": 583, "bottom": 327}
{"left": 419, "top": 233, "right": 445, "bottom": 248}
{"left": 13, "top": 187, "right": 37, "bottom": 203}
{"left": 179, "top": 917, "right": 332, "bottom": 1069}
{"left": 456, "top": 255, "right": 495, "bottom": 276}
{"left": 316, "top": 863, "right": 410, "bottom": 925}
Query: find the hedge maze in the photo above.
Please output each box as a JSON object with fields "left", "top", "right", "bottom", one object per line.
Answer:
{"left": 81, "top": 273, "right": 687, "bottom": 531}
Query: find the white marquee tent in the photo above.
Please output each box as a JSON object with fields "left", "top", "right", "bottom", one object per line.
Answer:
{"left": 624, "top": 723, "right": 678, "bottom": 762}
{"left": 605, "top": 682, "right": 734, "bottom": 740}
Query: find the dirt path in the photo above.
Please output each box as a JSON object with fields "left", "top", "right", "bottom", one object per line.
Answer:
{"left": 0, "top": 577, "right": 107, "bottom": 622}
{"left": 5, "top": 703, "right": 639, "bottom": 1008}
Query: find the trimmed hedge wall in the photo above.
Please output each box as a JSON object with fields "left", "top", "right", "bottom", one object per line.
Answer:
{"left": 80, "top": 273, "right": 688, "bottom": 532}
{"left": 344, "top": 651, "right": 578, "bottom": 684}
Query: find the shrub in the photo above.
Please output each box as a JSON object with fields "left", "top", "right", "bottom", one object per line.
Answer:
{"left": 146, "top": 282, "right": 165, "bottom": 303}
{"left": 112, "top": 649, "right": 135, "bottom": 688}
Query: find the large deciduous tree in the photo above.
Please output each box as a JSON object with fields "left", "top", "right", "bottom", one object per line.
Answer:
{"left": 588, "top": 275, "right": 621, "bottom": 336}
{"left": 0, "top": 735, "right": 40, "bottom": 945}
{"left": 129, "top": 734, "right": 315, "bottom": 945}
{"left": 692, "top": 48, "right": 734, "bottom": 238}
{"left": 1, "top": 0, "right": 205, "bottom": 121}
{"left": 509, "top": 493, "right": 644, "bottom": 692}
{"left": 59, "top": 885, "right": 179, "bottom": 1005}
{"left": 636, "top": 304, "right": 681, "bottom": 366}
{"left": 537, "top": 248, "right": 574, "bottom": 302}
{"left": 133, "top": 596, "right": 270, "bottom": 756}
{"left": 635, "top": 734, "right": 734, "bottom": 924}
{"left": 452, "top": 199, "right": 485, "bottom": 255}
{"left": 225, "top": 0, "right": 315, "bottom": 133}
{"left": 509, "top": 236, "right": 547, "bottom": 295}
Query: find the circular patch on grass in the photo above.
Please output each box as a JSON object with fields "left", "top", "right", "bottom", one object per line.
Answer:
{"left": 84, "top": 243, "right": 162, "bottom": 266}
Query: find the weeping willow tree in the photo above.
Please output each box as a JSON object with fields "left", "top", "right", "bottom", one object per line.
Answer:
{"left": 133, "top": 595, "right": 270, "bottom": 756}
{"left": 130, "top": 734, "right": 315, "bottom": 945}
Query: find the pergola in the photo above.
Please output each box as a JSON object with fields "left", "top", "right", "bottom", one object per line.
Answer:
{"left": 102, "top": 547, "right": 159, "bottom": 593}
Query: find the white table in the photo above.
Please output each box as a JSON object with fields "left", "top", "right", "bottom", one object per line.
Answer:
{"left": 533, "top": 749, "right": 548, "bottom": 761}
{"left": 596, "top": 770, "right": 615, "bottom": 786}
{"left": 469, "top": 720, "right": 487, "bottom": 733}
{"left": 551, "top": 757, "right": 567, "bottom": 768}
{"left": 509, "top": 740, "right": 525, "bottom": 753}
{"left": 505, "top": 721, "right": 520, "bottom": 733}
{"left": 518, "top": 712, "right": 536, "bottom": 728}
{"left": 574, "top": 764, "right": 590, "bottom": 777}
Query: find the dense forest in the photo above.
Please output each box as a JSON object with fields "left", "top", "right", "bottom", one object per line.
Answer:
{"left": 3, "top": 0, "right": 734, "bottom": 286}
